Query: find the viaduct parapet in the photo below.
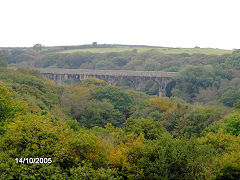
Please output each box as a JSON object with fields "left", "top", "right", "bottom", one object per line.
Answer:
{"left": 37, "top": 68, "right": 178, "bottom": 97}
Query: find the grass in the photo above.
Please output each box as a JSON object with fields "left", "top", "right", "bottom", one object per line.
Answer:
{"left": 59, "top": 47, "right": 147, "bottom": 53}
{"left": 58, "top": 47, "right": 233, "bottom": 55}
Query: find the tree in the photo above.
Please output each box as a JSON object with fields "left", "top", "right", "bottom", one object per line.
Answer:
{"left": 194, "top": 87, "right": 218, "bottom": 103}
{"left": 234, "top": 99, "right": 240, "bottom": 109}
{"left": 33, "top": 43, "right": 43, "bottom": 51}
{"left": 70, "top": 164, "right": 120, "bottom": 180}
{"left": 123, "top": 117, "right": 164, "bottom": 140}
{"left": 174, "top": 105, "right": 224, "bottom": 138}
{"left": 148, "top": 97, "right": 176, "bottom": 112}
{"left": 0, "top": 85, "right": 26, "bottom": 134}
{"left": 223, "top": 112, "right": 240, "bottom": 136}
{"left": 225, "top": 51, "right": 240, "bottom": 70}
{"left": 173, "top": 65, "right": 217, "bottom": 101}
{"left": 220, "top": 88, "right": 240, "bottom": 107}
{"left": 90, "top": 86, "right": 133, "bottom": 114}
{"left": 0, "top": 57, "right": 7, "bottom": 67}
{"left": 200, "top": 130, "right": 240, "bottom": 179}
{"left": 77, "top": 99, "right": 124, "bottom": 128}
{"left": 92, "top": 42, "right": 97, "bottom": 47}
{"left": 0, "top": 113, "right": 73, "bottom": 179}
{"left": 138, "top": 134, "right": 212, "bottom": 179}
{"left": 60, "top": 85, "right": 90, "bottom": 118}
{"left": 80, "top": 78, "right": 108, "bottom": 87}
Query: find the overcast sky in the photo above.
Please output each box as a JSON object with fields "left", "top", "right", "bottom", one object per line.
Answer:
{"left": 1, "top": 0, "right": 240, "bottom": 49}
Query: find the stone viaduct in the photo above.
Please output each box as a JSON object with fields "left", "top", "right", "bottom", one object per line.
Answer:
{"left": 37, "top": 68, "right": 178, "bottom": 97}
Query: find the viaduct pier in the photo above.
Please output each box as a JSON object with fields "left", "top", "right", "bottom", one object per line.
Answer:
{"left": 38, "top": 68, "right": 178, "bottom": 97}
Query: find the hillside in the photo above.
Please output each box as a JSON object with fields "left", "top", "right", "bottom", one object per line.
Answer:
{"left": 0, "top": 41, "right": 240, "bottom": 178}
{"left": 1, "top": 66, "right": 240, "bottom": 179}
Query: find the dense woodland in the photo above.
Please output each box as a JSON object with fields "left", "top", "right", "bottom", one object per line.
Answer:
{"left": 0, "top": 47, "right": 240, "bottom": 179}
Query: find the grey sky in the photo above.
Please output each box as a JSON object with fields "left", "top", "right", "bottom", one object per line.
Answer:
{"left": 1, "top": 0, "right": 240, "bottom": 49}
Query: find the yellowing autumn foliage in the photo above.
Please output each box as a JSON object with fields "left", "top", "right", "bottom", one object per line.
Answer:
{"left": 199, "top": 129, "right": 240, "bottom": 153}
{"left": 199, "top": 130, "right": 240, "bottom": 179}
{"left": 109, "top": 134, "right": 144, "bottom": 174}
{"left": 148, "top": 97, "right": 176, "bottom": 112}
{"left": 81, "top": 78, "right": 108, "bottom": 87}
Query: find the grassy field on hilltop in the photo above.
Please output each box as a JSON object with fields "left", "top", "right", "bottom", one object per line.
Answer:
{"left": 59, "top": 47, "right": 233, "bottom": 55}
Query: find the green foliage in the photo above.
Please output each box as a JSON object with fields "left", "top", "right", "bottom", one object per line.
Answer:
{"left": 130, "top": 105, "right": 162, "bottom": 120}
{"left": 220, "top": 88, "right": 240, "bottom": 107}
{"left": 0, "top": 154, "right": 68, "bottom": 180}
{"left": 70, "top": 163, "right": 121, "bottom": 180}
{"left": 80, "top": 78, "right": 108, "bottom": 87}
{"left": 60, "top": 85, "right": 90, "bottom": 118}
{"left": 225, "top": 52, "right": 240, "bottom": 70}
{"left": 214, "top": 63, "right": 232, "bottom": 80}
{"left": 199, "top": 130, "right": 240, "bottom": 179}
{"left": 199, "top": 130, "right": 239, "bottom": 154}
{"left": 0, "top": 58, "right": 7, "bottom": 67}
{"left": 175, "top": 105, "right": 225, "bottom": 137}
{"left": 0, "top": 85, "right": 26, "bottom": 122}
{"left": 215, "top": 166, "right": 240, "bottom": 180}
{"left": 78, "top": 99, "right": 124, "bottom": 128}
{"left": 1, "top": 114, "right": 66, "bottom": 157}
{"left": 212, "top": 150, "right": 240, "bottom": 180}
{"left": 140, "top": 80, "right": 158, "bottom": 95}
{"left": 0, "top": 85, "right": 26, "bottom": 134}
{"left": 0, "top": 68, "right": 60, "bottom": 108}
{"left": 123, "top": 117, "right": 164, "bottom": 140}
{"left": 234, "top": 99, "right": 240, "bottom": 109}
{"left": 148, "top": 97, "right": 176, "bottom": 112}
{"left": 163, "top": 65, "right": 181, "bottom": 72}
{"left": 137, "top": 134, "right": 213, "bottom": 179}
{"left": 68, "top": 130, "right": 109, "bottom": 168}
{"left": 90, "top": 86, "right": 133, "bottom": 114}
{"left": 35, "top": 53, "right": 58, "bottom": 68}
{"left": 1, "top": 65, "right": 240, "bottom": 179}
{"left": 194, "top": 86, "right": 219, "bottom": 103}
{"left": 222, "top": 112, "right": 240, "bottom": 136}
{"left": 173, "top": 65, "right": 217, "bottom": 101}
{"left": 161, "top": 102, "right": 191, "bottom": 135}
{"left": 0, "top": 113, "right": 72, "bottom": 179}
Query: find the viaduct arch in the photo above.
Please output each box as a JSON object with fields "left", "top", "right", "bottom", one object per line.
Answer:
{"left": 37, "top": 68, "right": 178, "bottom": 97}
